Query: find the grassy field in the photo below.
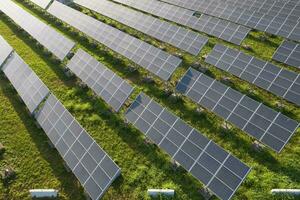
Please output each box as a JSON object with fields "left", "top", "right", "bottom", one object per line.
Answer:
{"left": 0, "top": 0, "right": 299, "bottom": 199}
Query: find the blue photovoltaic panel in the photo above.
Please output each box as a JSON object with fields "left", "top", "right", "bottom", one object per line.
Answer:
{"left": 176, "top": 68, "right": 299, "bottom": 152}
{"left": 47, "top": 1, "right": 182, "bottom": 81}
{"left": 0, "top": 0, "right": 75, "bottom": 60}
{"left": 1, "top": 52, "right": 50, "bottom": 114}
{"left": 205, "top": 44, "right": 300, "bottom": 106}
{"left": 0, "top": 35, "right": 13, "bottom": 66}
{"left": 67, "top": 49, "right": 134, "bottom": 111}
{"left": 74, "top": 0, "right": 208, "bottom": 55}
{"left": 36, "top": 94, "right": 121, "bottom": 200}
{"left": 125, "top": 93, "right": 250, "bottom": 200}
{"left": 273, "top": 40, "right": 300, "bottom": 69}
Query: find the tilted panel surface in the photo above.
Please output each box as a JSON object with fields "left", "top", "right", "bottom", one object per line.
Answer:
{"left": 112, "top": 0, "right": 250, "bottom": 45}
{"left": 0, "top": 0, "right": 75, "bottom": 60}
{"left": 205, "top": 44, "right": 300, "bottom": 106}
{"left": 273, "top": 40, "right": 300, "bottom": 69}
{"left": 0, "top": 35, "right": 13, "bottom": 66}
{"left": 1, "top": 52, "right": 50, "bottom": 113}
{"left": 47, "top": 1, "right": 182, "bottom": 80}
{"left": 176, "top": 68, "right": 299, "bottom": 152}
{"left": 36, "top": 94, "right": 121, "bottom": 200}
{"left": 67, "top": 49, "right": 134, "bottom": 111}
{"left": 74, "top": 0, "right": 208, "bottom": 55}
{"left": 125, "top": 93, "right": 251, "bottom": 200}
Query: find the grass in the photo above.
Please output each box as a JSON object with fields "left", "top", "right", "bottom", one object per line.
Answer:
{"left": 0, "top": 0, "right": 299, "bottom": 199}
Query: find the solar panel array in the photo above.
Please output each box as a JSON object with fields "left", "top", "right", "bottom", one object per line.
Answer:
{"left": 220, "top": 0, "right": 300, "bottom": 17}
{"left": 0, "top": 0, "right": 75, "bottom": 60}
{"left": 1, "top": 53, "right": 50, "bottom": 114}
{"left": 273, "top": 40, "right": 300, "bottom": 69}
{"left": 74, "top": 0, "right": 208, "bottom": 56}
{"left": 176, "top": 68, "right": 299, "bottom": 152}
{"left": 205, "top": 44, "right": 300, "bottom": 106}
{"left": 161, "top": 0, "right": 300, "bottom": 20}
{"left": 67, "top": 49, "right": 134, "bottom": 111}
{"left": 47, "top": 1, "right": 181, "bottom": 81}
{"left": 28, "top": 0, "right": 52, "bottom": 9}
{"left": 113, "top": 0, "right": 250, "bottom": 45}
{"left": 161, "top": 0, "right": 300, "bottom": 41}
{"left": 36, "top": 94, "right": 121, "bottom": 200}
{"left": 0, "top": 35, "right": 13, "bottom": 66}
{"left": 125, "top": 93, "right": 251, "bottom": 200}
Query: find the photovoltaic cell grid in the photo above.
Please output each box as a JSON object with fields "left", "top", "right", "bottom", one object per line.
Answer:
{"left": 74, "top": 0, "right": 208, "bottom": 56}
{"left": 125, "top": 93, "right": 250, "bottom": 200}
{"left": 176, "top": 68, "right": 299, "bottom": 152}
{"left": 113, "top": 0, "right": 250, "bottom": 45}
{"left": 28, "top": 0, "right": 52, "bottom": 9}
{"left": 47, "top": 1, "right": 181, "bottom": 81}
{"left": 1, "top": 53, "right": 50, "bottom": 114}
{"left": 0, "top": 0, "right": 75, "bottom": 60}
{"left": 163, "top": 0, "right": 300, "bottom": 41}
{"left": 161, "top": 0, "right": 300, "bottom": 21}
{"left": 0, "top": 35, "right": 13, "bottom": 66}
{"left": 222, "top": 0, "right": 300, "bottom": 18}
{"left": 273, "top": 40, "right": 300, "bottom": 69}
{"left": 67, "top": 49, "right": 134, "bottom": 111}
{"left": 36, "top": 94, "right": 121, "bottom": 200}
{"left": 205, "top": 44, "right": 300, "bottom": 106}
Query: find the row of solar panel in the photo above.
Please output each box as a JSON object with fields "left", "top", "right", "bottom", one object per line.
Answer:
{"left": 1, "top": 35, "right": 251, "bottom": 200}
{"left": 1, "top": 1, "right": 299, "bottom": 200}
{"left": 77, "top": 0, "right": 299, "bottom": 70}
{"left": 125, "top": 93, "right": 251, "bottom": 200}
{"left": 176, "top": 68, "right": 299, "bottom": 153}
{"left": 162, "top": 0, "right": 300, "bottom": 21}
{"left": 112, "top": 0, "right": 250, "bottom": 45}
{"left": 273, "top": 40, "right": 300, "bottom": 69}
{"left": 205, "top": 44, "right": 300, "bottom": 106}
{"left": 6, "top": 0, "right": 300, "bottom": 153}
{"left": 73, "top": 0, "right": 208, "bottom": 55}
{"left": 46, "top": 1, "right": 182, "bottom": 81}
{"left": 1, "top": 33, "right": 298, "bottom": 200}
{"left": 0, "top": 37, "right": 121, "bottom": 200}
{"left": 0, "top": 0, "right": 75, "bottom": 60}
{"left": 16, "top": 0, "right": 300, "bottom": 71}
{"left": 1, "top": 0, "right": 182, "bottom": 81}
{"left": 160, "top": 0, "right": 300, "bottom": 41}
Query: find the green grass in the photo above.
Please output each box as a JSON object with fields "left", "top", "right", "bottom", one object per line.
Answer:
{"left": 0, "top": 0, "right": 299, "bottom": 200}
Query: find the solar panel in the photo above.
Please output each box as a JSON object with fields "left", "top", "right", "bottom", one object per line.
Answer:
{"left": 273, "top": 40, "right": 300, "bottom": 69}
{"left": 161, "top": 0, "right": 300, "bottom": 21}
{"left": 162, "top": 0, "right": 300, "bottom": 41}
{"left": 66, "top": 49, "right": 134, "bottom": 111}
{"left": 1, "top": 52, "right": 50, "bottom": 114}
{"left": 0, "top": 0, "right": 75, "bottom": 60}
{"left": 205, "top": 44, "right": 300, "bottom": 106}
{"left": 112, "top": 0, "right": 250, "bottom": 45}
{"left": 125, "top": 93, "right": 250, "bottom": 200}
{"left": 0, "top": 35, "right": 13, "bottom": 67}
{"left": 176, "top": 68, "right": 299, "bottom": 152}
{"left": 36, "top": 94, "right": 121, "bottom": 200}
{"left": 73, "top": 0, "right": 208, "bottom": 56}
{"left": 28, "top": 0, "right": 52, "bottom": 9}
{"left": 47, "top": 1, "right": 181, "bottom": 81}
